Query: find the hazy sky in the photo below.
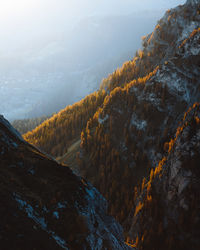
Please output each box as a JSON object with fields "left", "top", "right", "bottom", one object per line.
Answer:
{"left": 0, "top": 0, "right": 186, "bottom": 20}
{"left": 0, "top": 0, "right": 186, "bottom": 120}
{"left": 0, "top": 0, "right": 185, "bottom": 54}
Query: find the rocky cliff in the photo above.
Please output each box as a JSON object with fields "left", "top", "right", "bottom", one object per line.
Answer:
{"left": 0, "top": 115, "right": 130, "bottom": 250}
{"left": 79, "top": 0, "right": 200, "bottom": 224}
{"left": 128, "top": 103, "right": 200, "bottom": 250}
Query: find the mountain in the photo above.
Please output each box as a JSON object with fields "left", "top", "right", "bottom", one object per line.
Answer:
{"left": 0, "top": 115, "right": 130, "bottom": 249}
{"left": 24, "top": 91, "right": 106, "bottom": 157}
{"left": 127, "top": 103, "right": 200, "bottom": 249}
{"left": 23, "top": 0, "right": 200, "bottom": 245}
{"left": 24, "top": 0, "right": 197, "bottom": 159}
{"left": 12, "top": 115, "right": 49, "bottom": 135}
{"left": 78, "top": 0, "right": 200, "bottom": 223}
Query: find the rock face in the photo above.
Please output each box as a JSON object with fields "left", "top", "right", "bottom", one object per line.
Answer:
{"left": 5, "top": 1, "right": 199, "bottom": 248}
{"left": 0, "top": 116, "right": 130, "bottom": 250}
{"left": 79, "top": 0, "right": 200, "bottom": 224}
{"left": 128, "top": 103, "right": 200, "bottom": 250}
{"left": 186, "top": 0, "right": 200, "bottom": 6}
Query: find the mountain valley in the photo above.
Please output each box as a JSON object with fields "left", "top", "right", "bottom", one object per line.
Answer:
{"left": 1, "top": 0, "right": 200, "bottom": 249}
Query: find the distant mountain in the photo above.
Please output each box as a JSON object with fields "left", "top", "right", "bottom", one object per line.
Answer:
{"left": 12, "top": 115, "right": 49, "bottom": 135}
{"left": 24, "top": 91, "right": 106, "bottom": 157}
{"left": 0, "top": 115, "right": 130, "bottom": 249}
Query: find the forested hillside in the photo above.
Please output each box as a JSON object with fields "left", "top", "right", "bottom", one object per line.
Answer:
{"left": 24, "top": 91, "right": 106, "bottom": 157}
{"left": 79, "top": 1, "right": 200, "bottom": 224}
{"left": 126, "top": 103, "right": 200, "bottom": 249}
{"left": 24, "top": 0, "right": 200, "bottom": 241}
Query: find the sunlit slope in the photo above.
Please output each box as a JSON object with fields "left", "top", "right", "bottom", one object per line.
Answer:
{"left": 24, "top": 1, "right": 200, "bottom": 231}
{"left": 23, "top": 3, "right": 192, "bottom": 158}
{"left": 24, "top": 91, "right": 106, "bottom": 157}
{"left": 79, "top": 2, "right": 200, "bottom": 224}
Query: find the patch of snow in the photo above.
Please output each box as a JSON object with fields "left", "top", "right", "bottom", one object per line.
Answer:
{"left": 179, "top": 22, "right": 198, "bottom": 42}
{"left": 53, "top": 211, "right": 59, "bottom": 219}
{"left": 13, "top": 193, "right": 69, "bottom": 250}
{"left": 86, "top": 188, "right": 96, "bottom": 199}
{"left": 11, "top": 142, "right": 18, "bottom": 148}
{"left": 120, "top": 142, "right": 128, "bottom": 152}
{"left": 179, "top": 198, "right": 189, "bottom": 210}
{"left": 186, "top": 0, "right": 199, "bottom": 6}
{"left": 0, "top": 147, "right": 5, "bottom": 155}
{"left": 14, "top": 194, "right": 47, "bottom": 229}
{"left": 170, "top": 160, "right": 182, "bottom": 180}
{"left": 77, "top": 185, "right": 129, "bottom": 250}
{"left": 98, "top": 114, "right": 109, "bottom": 124}
{"left": 114, "top": 107, "right": 123, "bottom": 114}
{"left": 189, "top": 46, "right": 200, "bottom": 56}
{"left": 87, "top": 234, "right": 104, "bottom": 250}
{"left": 156, "top": 66, "right": 190, "bottom": 103}
{"left": 146, "top": 92, "right": 161, "bottom": 107}
{"left": 57, "top": 202, "right": 67, "bottom": 209}
{"left": 28, "top": 168, "right": 35, "bottom": 175}
{"left": 51, "top": 234, "right": 69, "bottom": 250}
{"left": 43, "top": 206, "right": 49, "bottom": 213}
{"left": 178, "top": 178, "right": 190, "bottom": 194}
{"left": 130, "top": 114, "right": 147, "bottom": 131}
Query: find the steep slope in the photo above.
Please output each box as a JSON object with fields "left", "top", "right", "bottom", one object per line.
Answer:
{"left": 23, "top": 0, "right": 200, "bottom": 227}
{"left": 24, "top": 1, "right": 199, "bottom": 160}
{"left": 0, "top": 115, "right": 130, "bottom": 250}
{"left": 24, "top": 90, "right": 106, "bottom": 157}
{"left": 127, "top": 103, "right": 200, "bottom": 250}
{"left": 100, "top": 0, "right": 199, "bottom": 93}
{"left": 79, "top": 1, "right": 200, "bottom": 223}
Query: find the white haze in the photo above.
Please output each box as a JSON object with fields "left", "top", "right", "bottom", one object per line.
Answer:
{"left": 0, "top": 0, "right": 185, "bottom": 120}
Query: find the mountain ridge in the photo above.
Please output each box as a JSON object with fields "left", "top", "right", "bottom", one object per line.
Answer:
{"left": 0, "top": 115, "right": 130, "bottom": 249}
{"left": 78, "top": 0, "right": 200, "bottom": 223}
{"left": 127, "top": 103, "right": 200, "bottom": 249}
{"left": 14, "top": 0, "right": 200, "bottom": 247}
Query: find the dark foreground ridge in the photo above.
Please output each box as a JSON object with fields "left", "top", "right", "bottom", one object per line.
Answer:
{"left": 0, "top": 115, "right": 130, "bottom": 250}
